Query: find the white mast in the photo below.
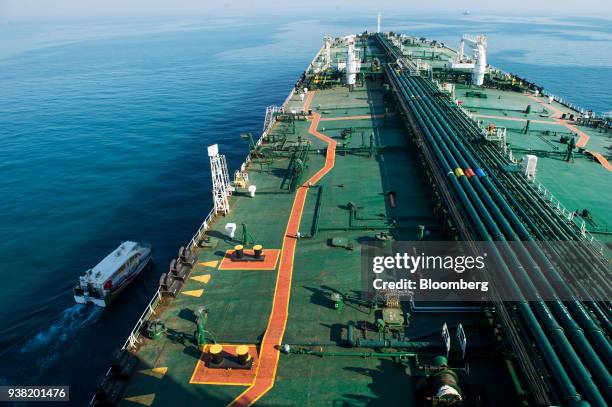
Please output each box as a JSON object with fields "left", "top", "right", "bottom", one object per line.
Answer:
{"left": 377, "top": 13, "right": 381, "bottom": 33}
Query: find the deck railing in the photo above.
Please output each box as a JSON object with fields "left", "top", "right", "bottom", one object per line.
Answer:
{"left": 97, "top": 37, "right": 344, "bottom": 405}
{"left": 123, "top": 290, "right": 163, "bottom": 349}
{"left": 530, "top": 180, "right": 605, "bottom": 254}
{"left": 468, "top": 99, "right": 607, "bottom": 256}
{"left": 119, "top": 80, "right": 298, "bottom": 354}
{"left": 97, "top": 48, "right": 319, "bottom": 403}
{"left": 492, "top": 133, "right": 607, "bottom": 256}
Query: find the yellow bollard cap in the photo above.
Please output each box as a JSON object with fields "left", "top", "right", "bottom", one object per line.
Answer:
{"left": 234, "top": 245, "right": 244, "bottom": 251}
{"left": 253, "top": 245, "right": 262, "bottom": 251}
{"left": 209, "top": 344, "right": 223, "bottom": 355}
{"left": 236, "top": 345, "right": 249, "bottom": 356}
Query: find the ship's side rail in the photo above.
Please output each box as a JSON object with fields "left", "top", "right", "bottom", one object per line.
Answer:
{"left": 488, "top": 63, "right": 601, "bottom": 118}
{"left": 123, "top": 290, "right": 163, "bottom": 349}
{"left": 428, "top": 46, "right": 607, "bottom": 256}
{"left": 489, "top": 130, "right": 607, "bottom": 256}
{"left": 94, "top": 48, "right": 320, "bottom": 406}
{"left": 531, "top": 180, "right": 604, "bottom": 252}
{"left": 122, "top": 78, "right": 301, "bottom": 354}
{"left": 187, "top": 208, "right": 217, "bottom": 252}
{"left": 305, "top": 45, "right": 325, "bottom": 76}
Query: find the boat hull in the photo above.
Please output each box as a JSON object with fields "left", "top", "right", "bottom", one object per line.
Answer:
{"left": 74, "top": 249, "right": 152, "bottom": 307}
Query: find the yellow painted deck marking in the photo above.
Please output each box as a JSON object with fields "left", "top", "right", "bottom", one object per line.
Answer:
{"left": 139, "top": 366, "right": 168, "bottom": 379}
{"left": 191, "top": 274, "right": 211, "bottom": 284}
{"left": 198, "top": 260, "right": 219, "bottom": 268}
{"left": 182, "top": 289, "right": 204, "bottom": 297}
{"left": 125, "top": 393, "right": 155, "bottom": 406}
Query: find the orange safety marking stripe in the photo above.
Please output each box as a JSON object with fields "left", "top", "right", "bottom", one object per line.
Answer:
{"left": 585, "top": 151, "right": 612, "bottom": 171}
{"left": 227, "top": 92, "right": 337, "bottom": 406}
{"left": 303, "top": 91, "right": 315, "bottom": 113}
{"left": 526, "top": 94, "right": 564, "bottom": 119}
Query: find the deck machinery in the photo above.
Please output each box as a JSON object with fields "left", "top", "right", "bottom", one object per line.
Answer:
{"left": 94, "top": 26, "right": 611, "bottom": 407}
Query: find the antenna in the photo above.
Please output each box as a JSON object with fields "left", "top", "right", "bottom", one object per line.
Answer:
{"left": 208, "top": 144, "right": 232, "bottom": 215}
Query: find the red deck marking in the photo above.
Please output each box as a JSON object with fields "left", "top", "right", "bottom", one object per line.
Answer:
{"left": 318, "top": 113, "right": 394, "bottom": 121}
{"left": 190, "top": 344, "right": 259, "bottom": 386}
{"left": 218, "top": 249, "right": 281, "bottom": 270}
{"left": 303, "top": 91, "right": 315, "bottom": 113}
{"left": 561, "top": 121, "right": 589, "bottom": 148}
{"left": 551, "top": 118, "right": 612, "bottom": 170}
{"left": 228, "top": 92, "right": 337, "bottom": 406}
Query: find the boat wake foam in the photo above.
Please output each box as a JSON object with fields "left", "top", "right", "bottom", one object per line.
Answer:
{"left": 20, "top": 304, "right": 103, "bottom": 369}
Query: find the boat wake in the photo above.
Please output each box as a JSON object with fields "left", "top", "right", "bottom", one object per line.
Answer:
{"left": 20, "top": 304, "right": 103, "bottom": 370}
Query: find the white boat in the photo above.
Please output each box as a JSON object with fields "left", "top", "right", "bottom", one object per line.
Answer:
{"left": 73, "top": 241, "right": 152, "bottom": 307}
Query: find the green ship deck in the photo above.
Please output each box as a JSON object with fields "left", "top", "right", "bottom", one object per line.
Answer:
{"left": 116, "top": 85, "right": 517, "bottom": 406}
{"left": 95, "top": 31, "right": 611, "bottom": 407}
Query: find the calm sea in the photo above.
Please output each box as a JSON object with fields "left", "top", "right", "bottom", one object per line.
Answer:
{"left": 0, "top": 13, "right": 610, "bottom": 404}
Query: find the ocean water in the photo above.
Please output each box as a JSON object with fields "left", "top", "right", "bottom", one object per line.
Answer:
{"left": 0, "top": 14, "right": 610, "bottom": 405}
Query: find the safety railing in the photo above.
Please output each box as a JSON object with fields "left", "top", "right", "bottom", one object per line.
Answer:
{"left": 119, "top": 80, "right": 296, "bottom": 355}
{"left": 112, "top": 204, "right": 216, "bottom": 355}
{"left": 188, "top": 207, "right": 217, "bottom": 251}
{"left": 531, "top": 180, "right": 605, "bottom": 254}
{"left": 92, "top": 42, "right": 320, "bottom": 407}
{"left": 306, "top": 45, "right": 325, "bottom": 75}
{"left": 469, "top": 103, "right": 606, "bottom": 256}
{"left": 123, "top": 290, "right": 163, "bottom": 350}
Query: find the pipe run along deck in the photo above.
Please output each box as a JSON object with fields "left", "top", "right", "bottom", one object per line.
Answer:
{"left": 376, "top": 33, "right": 610, "bottom": 406}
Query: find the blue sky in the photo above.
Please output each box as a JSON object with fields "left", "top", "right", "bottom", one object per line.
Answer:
{"left": 2, "top": 0, "right": 612, "bottom": 22}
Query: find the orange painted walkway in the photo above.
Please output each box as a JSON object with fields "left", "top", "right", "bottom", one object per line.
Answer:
{"left": 585, "top": 151, "right": 612, "bottom": 171}
{"left": 562, "top": 121, "right": 589, "bottom": 148}
{"left": 526, "top": 94, "right": 563, "bottom": 119}
{"left": 228, "top": 92, "right": 336, "bottom": 406}
{"left": 525, "top": 94, "right": 592, "bottom": 148}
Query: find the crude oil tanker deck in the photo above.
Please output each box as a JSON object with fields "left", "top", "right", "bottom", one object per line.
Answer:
{"left": 92, "top": 27, "right": 612, "bottom": 407}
